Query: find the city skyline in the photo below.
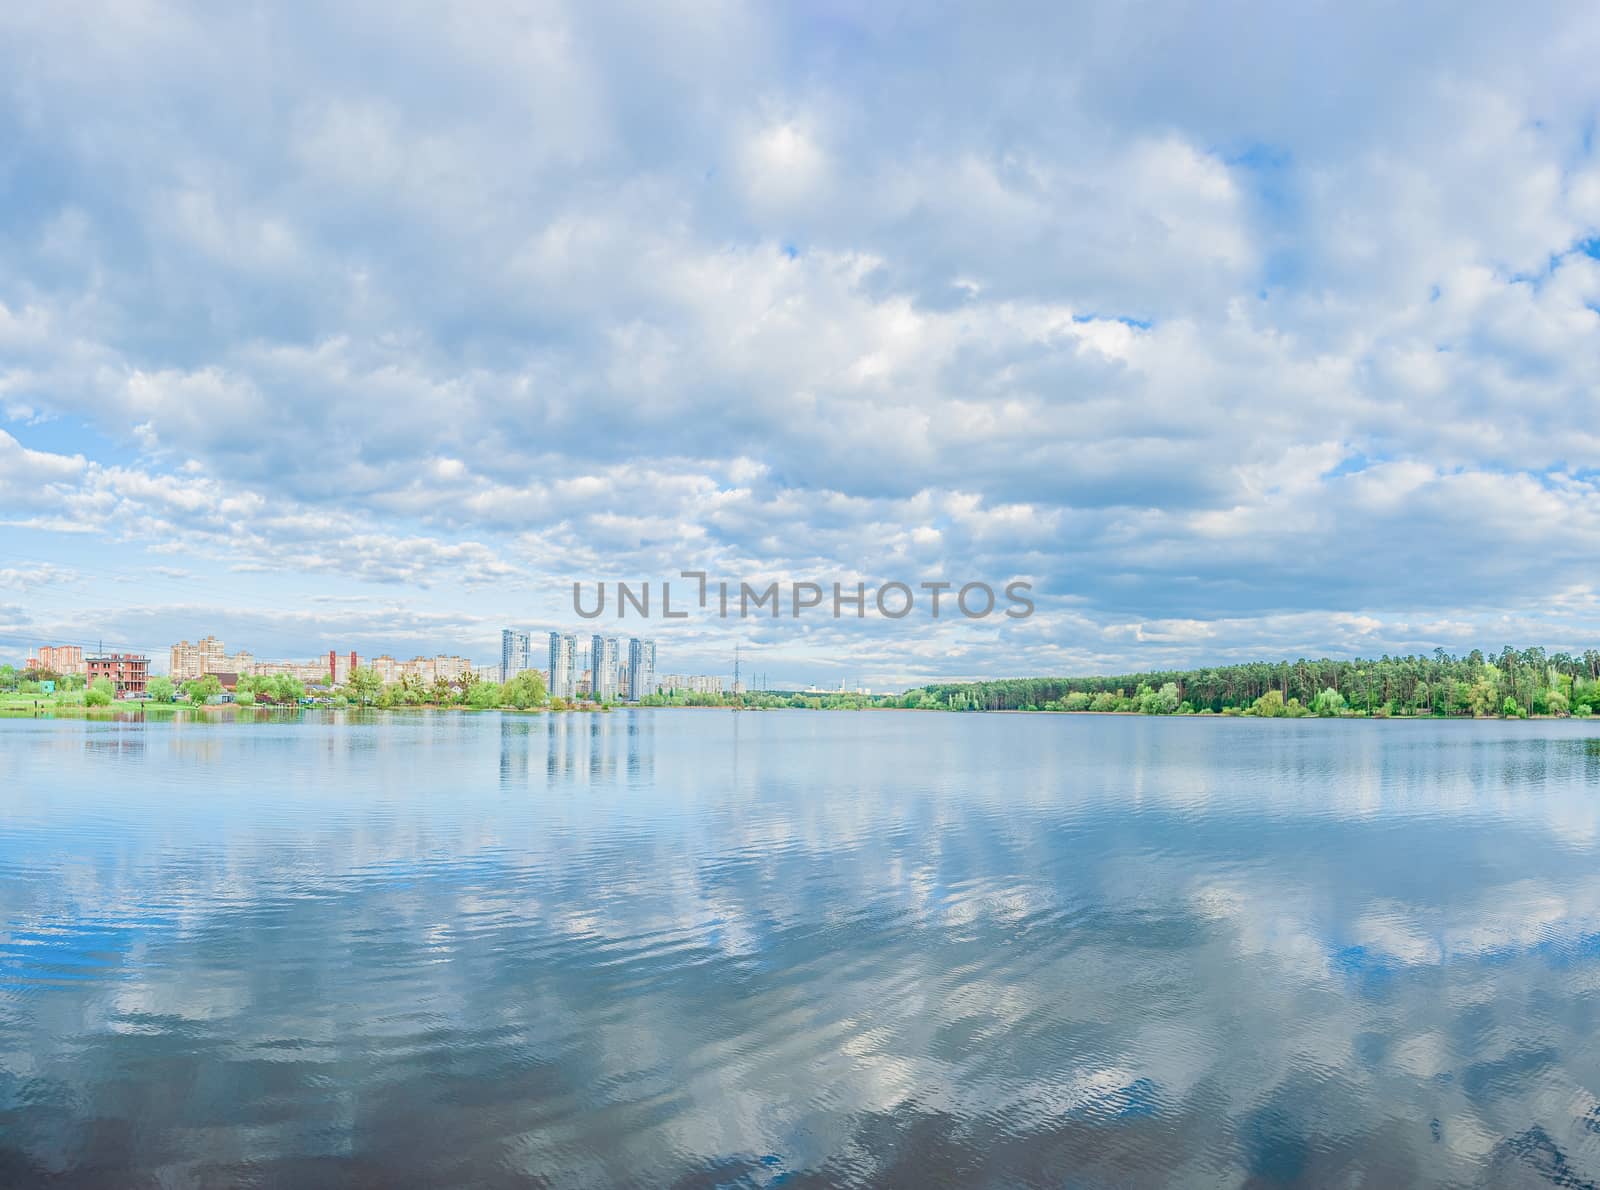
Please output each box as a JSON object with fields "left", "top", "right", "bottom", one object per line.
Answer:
{"left": 7, "top": 624, "right": 770, "bottom": 693}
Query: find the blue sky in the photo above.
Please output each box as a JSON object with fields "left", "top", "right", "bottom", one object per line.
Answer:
{"left": 3, "top": 2, "right": 1600, "bottom": 687}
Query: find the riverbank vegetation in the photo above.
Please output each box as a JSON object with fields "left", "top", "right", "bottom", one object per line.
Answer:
{"left": 12, "top": 647, "right": 1600, "bottom": 720}
{"left": 899, "top": 648, "right": 1600, "bottom": 717}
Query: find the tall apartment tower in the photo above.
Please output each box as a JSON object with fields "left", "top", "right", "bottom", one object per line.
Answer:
{"left": 590, "top": 635, "right": 620, "bottom": 701}
{"left": 500, "top": 629, "right": 531, "bottom": 683}
{"left": 627, "top": 638, "right": 656, "bottom": 703}
{"left": 548, "top": 632, "right": 576, "bottom": 699}
{"left": 170, "top": 636, "right": 227, "bottom": 681}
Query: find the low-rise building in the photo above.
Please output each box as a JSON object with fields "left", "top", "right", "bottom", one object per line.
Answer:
{"left": 252, "top": 659, "right": 338, "bottom": 684}
{"left": 658, "top": 673, "right": 723, "bottom": 695}
{"left": 86, "top": 653, "right": 150, "bottom": 698}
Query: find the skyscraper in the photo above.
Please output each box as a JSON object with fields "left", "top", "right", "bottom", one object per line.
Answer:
{"left": 548, "top": 631, "right": 576, "bottom": 699}
{"left": 627, "top": 638, "right": 656, "bottom": 703}
{"left": 590, "top": 635, "right": 620, "bottom": 701}
{"left": 500, "top": 629, "right": 531, "bottom": 683}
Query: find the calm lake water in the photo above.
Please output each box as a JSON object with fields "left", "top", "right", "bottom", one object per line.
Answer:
{"left": 4, "top": 711, "right": 1600, "bottom": 1187}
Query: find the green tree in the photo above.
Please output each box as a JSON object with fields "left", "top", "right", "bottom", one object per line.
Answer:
{"left": 147, "top": 675, "right": 176, "bottom": 703}
{"left": 85, "top": 676, "right": 115, "bottom": 707}
{"left": 504, "top": 669, "right": 547, "bottom": 709}
{"left": 467, "top": 680, "right": 503, "bottom": 709}
{"left": 1251, "top": 690, "right": 1287, "bottom": 717}
{"left": 1467, "top": 679, "right": 1497, "bottom": 717}
{"left": 184, "top": 674, "right": 222, "bottom": 706}
{"left": 1137, "top": 682, "right": 1181, "bottom": 714}
{"left": 234, "top": 689, "right": 256, "bottom": 706}
{"left": 344, "top": 667, "right": 383, "bottom": 706}
{"left": 1312, "top": 688, "right": 1346, "bottom": 717}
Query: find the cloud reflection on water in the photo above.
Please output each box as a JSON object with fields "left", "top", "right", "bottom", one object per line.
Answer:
{"left": 3, "top": 713, "right": 1600, "bottom": 1185}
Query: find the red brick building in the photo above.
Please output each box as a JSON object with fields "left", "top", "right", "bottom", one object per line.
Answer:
{"left": 85, "top": 653, "right": 150, "bottom": 698}
{"left": 25, "top": 644, "right": 85, "bottom": 675}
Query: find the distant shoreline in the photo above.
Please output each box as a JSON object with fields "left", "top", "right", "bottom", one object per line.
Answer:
{"left": 1, "top": 699, "right": 1592, "bottom": 724}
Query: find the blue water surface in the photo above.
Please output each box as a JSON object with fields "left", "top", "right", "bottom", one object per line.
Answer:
{"left": 3, "top": 710, "right": 1600, "bottom": 1187}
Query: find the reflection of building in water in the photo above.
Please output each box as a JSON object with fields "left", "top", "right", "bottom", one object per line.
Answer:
{"left": 546, "top": 710, "right": 576, "bottom": 781}
{"left": 534, "top": 710, "right": 648, "bottom": 786}
{"left": 82, "top": 722, "right": 147, "bottom": 758}
{"left": 626, "top": 709, "right": 656, "bottom": 782}
{"left": 587, "top": 713, "right": 619, "bottom": 781}
{"left": 499, "top": 715, "right": 533, "bottom": 786}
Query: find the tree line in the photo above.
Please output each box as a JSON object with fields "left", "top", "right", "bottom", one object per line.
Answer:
{"left": 895, "top": 647, "right": 1600, "bottom": 717}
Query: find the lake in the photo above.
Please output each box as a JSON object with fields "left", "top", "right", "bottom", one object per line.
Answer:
{"left": 3, "top": 710, "right": 1600, "bottom": 1187}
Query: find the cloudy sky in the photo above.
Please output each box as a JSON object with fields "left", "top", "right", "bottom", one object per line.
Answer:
{"left": 3, "top": 2, "right": 1600, "bottom": 687}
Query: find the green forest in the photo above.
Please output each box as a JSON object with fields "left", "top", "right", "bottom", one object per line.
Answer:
{"left": 897, "top": 648, "right": 1600, "bottom": 717}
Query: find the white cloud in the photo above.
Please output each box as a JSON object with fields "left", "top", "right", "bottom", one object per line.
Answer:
{"left": 2, "top": 1, "right": 1600, "bottom": 679}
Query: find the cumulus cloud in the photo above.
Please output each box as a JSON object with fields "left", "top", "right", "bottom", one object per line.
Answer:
{"left": 2, "top": 1, "right": 1600, "bottom": 681}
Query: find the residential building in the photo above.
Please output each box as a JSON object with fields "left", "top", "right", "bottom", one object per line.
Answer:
{"left": 500, "top": 629, "right": 531, "bottom": 683}
{"left": 402, "top": 655, "right": 470, "bottom": 684}
{"left": 170, "top": 636, "right": 227, "bottom": 680}
{"left": 658, "top": 673, "right": 724, "bottom": 695}
{"left": 24, "top": 645, "right": 84, "bottom": 675}
{"left": 627, "top": 638, "right": 656, "bottom": 702}
{"left": 429, "top": 655, "right": 471, "bottom": 682}
{"left": 253, "top": 659, "right": 338, "bottom": 684}
{"left": 171, "top": 636, "right": 255, "bottom": 679}
{"left": 548, "top": 632, "right": 576, "bottom": 699}
{"left": 86, "top": 652, "right": 150, "bottom": 698}
{"left": 590, "top": 635, "right": 620, "bottom": 701}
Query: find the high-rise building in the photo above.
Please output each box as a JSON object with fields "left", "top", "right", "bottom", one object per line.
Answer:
{"left": 590, "top": 635, "right": 620, "bottom": 701}
{"left": 169, "top": 636, "right": 254, "bottom": 679}
{"left": 170, "top": 636, "right": 227, "bottom": 680}
{"left": 500, "top": 629, "right": 531, "bottom": 683}
{"left": 24, "top": 645, "right": 85, "bottom": 675}
{"left": 548, "top": 632, "right": 576, "bottom": 699}
{"left": 627, "top": 638, "right": 656, "bottom": 702}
